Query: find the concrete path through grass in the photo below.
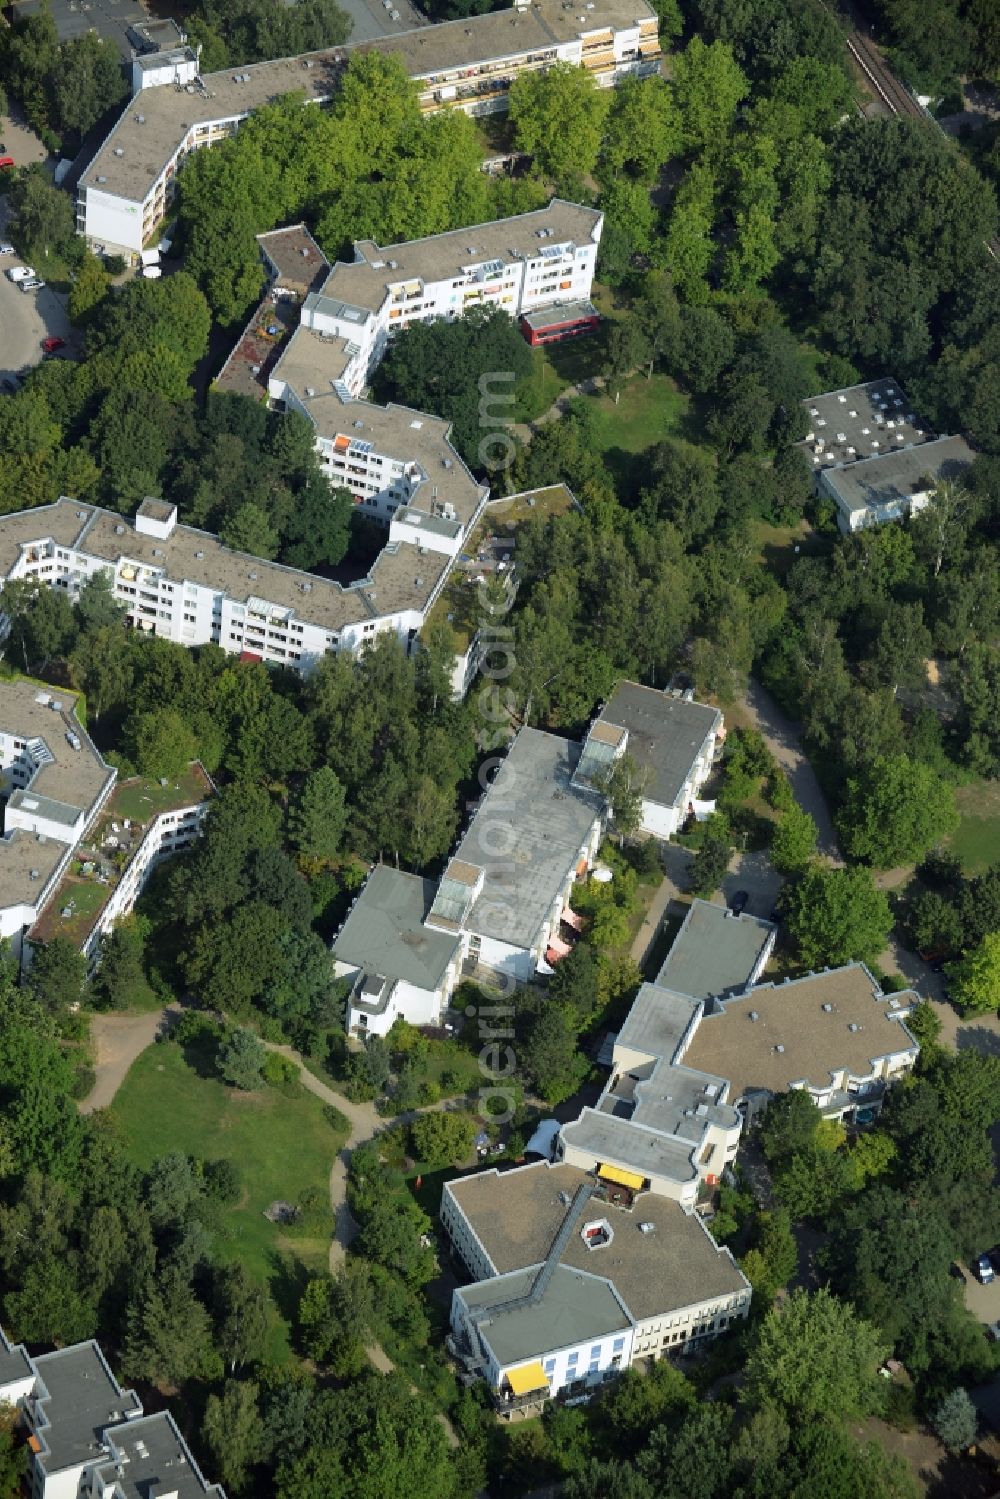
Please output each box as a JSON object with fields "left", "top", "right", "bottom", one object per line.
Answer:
{"left": 740, "top": 678, "right": 842, "bottom": 861}
{"left": 80, "top": 1006, "right": 178, "bottom": 1115}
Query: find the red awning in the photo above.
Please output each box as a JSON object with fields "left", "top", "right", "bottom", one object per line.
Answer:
{"left": 547, "top": 933, "right": 572, "bottom": 959}
{"left": 561, "top": 908, "right": 584, "bottom": 932}
{"left": 239, "top": 650, "right": 262, "bottom": 663}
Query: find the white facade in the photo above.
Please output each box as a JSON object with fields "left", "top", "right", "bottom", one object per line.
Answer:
{"left": 0, "top": 499, "right": 463, "bottom": 674}
{"left": 75, "top": 799, "right": 209, "bottom": 962}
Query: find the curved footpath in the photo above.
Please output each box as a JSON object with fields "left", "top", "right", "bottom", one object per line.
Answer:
{"left": 80, "top": 1015, "right": 459, "bottom": 1440}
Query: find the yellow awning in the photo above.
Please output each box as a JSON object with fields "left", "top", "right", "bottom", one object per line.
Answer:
{"left": 506, "top": 1361, "right": 549, "bottom": 1396}
{"left": 598, "top": 1163, "right": 645, "bottom": 1191}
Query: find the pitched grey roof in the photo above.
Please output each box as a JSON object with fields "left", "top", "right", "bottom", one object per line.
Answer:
{"left": 458, "top": 1263, "right": 631, "bottom": 1367}
{"left": 333, "top": 864, "right": 459, "bottom": 991}
{"left": 656, "top": 899, "right": 776, "bottom": 1002}
{"left": 592, "top": 682, "right": 721, "bottom": 810}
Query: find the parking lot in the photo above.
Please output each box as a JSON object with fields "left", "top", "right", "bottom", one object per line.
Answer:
{"left": 0, "top": 201, "right": 74, "bottom": 383}
{"left": 957, "top": 1258, "right": 1000, "bottom": 1330}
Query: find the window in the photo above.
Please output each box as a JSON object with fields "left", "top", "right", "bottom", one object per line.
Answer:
{"left": 567, "top": 1352, "right": 578, "bottom": 1366}
{"left": 543, "top": 1359, "right": 555, "bottom": 1373}
{"left": 612, "top": 1337, "right": 625, "bottom": 1352}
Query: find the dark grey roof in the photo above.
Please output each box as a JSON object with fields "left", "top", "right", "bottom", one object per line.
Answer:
{"left": 593, "top": 683, "right": 721, "bottom": 810}
{"left": 822, "top": 435, "right": 975, "bottom": 517}
{"left": 103, "top": 1411, "right": 226, "bottom": 1499}
{"left": 656, "top": 899, "right": 776, "bottom": 1002}
{"left": 520, "top": 298, "right": 599, "bottom": 332}
{"left": 0, "top": 1328, "right": 32, "bottom": 1391}
{"left": 334, "top": 865, "right": 459, "bottom": 991}
{"left": 458, "top": 729, "right": 603, "bottom": 950}
{"left": 459, "top": 1263, "right": 631, "bottom": 1366}
{"left": 31, "top": 1343, "right": 141, "bottom": 1475}
{"left": 560, "top": 1107, "right": 699, "bottom": 1186}
{"left": 10, "top": 0, "right": 149, "bottom": 58}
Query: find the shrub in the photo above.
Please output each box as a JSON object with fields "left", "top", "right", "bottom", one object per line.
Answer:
{"left": 262, "top": 1051, "right": 301, "bottom": 1094}
{"left": 203, "top": 1158, "right": 241, "bottom": 1204}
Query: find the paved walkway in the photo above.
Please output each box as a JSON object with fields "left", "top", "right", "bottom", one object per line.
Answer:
{"left": 739, "top": 678, "right": 841, "bottom": 861}
{"left": 79, "top": 1006, "right": 178, "bottom": 1115}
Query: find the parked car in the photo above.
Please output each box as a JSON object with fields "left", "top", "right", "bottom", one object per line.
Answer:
{"left": 6, "top": 265, "right": 34, "bottom": 282}
{"left": 974, "top": 1254, "right": 995, "bottom": 1284}
{"left": 20, "top": 278, "right": 44, "bottom": 292}
{"left": 0, "top": 157, "right": 15, "bottom": 171}
{"left": 730, "top": 890, "right": 750, "bottom": 917}
{"left": 42, "top": 336, "right": 66, "bottom": 353}
{"left": 0, "top": 243, "right": 13, "bottom": 256}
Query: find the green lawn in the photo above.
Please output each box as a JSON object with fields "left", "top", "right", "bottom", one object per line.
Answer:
{"left": 109, "top": 1041, "right": 347, "bottom": 1361}
{"left": 944, "top": 780, "right": 1000, "bottom": 875}
{"left": 584, "top": 372, "right": 690, "bottom": 497}
{"left": 751, "top": 517, "right": 833, "bottom": 580}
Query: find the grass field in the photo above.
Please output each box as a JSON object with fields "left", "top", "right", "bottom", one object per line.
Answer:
{"left": 109, "top": 1041, "right": 347, "bottom": 1361}
{"left": 583, "top": 372, "right": 690, "bottom": 498}
{"left": 944, "top": 780, "right": 1000, "bottom": 875}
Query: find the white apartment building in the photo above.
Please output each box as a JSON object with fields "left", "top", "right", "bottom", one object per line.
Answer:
{"left": 271, "top": 201, "right": 603, "bottom": 400}
{"left": 75, "top": 0, "right": 656, "bottom": 258}
{"left": 575, "top": 680, "right": 724, "bottom": 840}
{"left": 0, "top": 1327, "right": 225, "bottom": 1499}
{"left": 443, "top": 1161, "right": 750, "bottom": 1416}
{"left": 333, "top": 725, "right": 607, "bottom": 1034}
{"left": 0, "top": 495, "right": 477, "bottom": 672}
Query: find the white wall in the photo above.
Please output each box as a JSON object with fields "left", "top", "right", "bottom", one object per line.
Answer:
{"left": 80, "top": 187, "right": 145, "bottom": 256}
{"left": 347, "top": 976, "right": 445, "bottom": 1038}
{"left": 639, "top": 797, "right": 680, "bottom": 839}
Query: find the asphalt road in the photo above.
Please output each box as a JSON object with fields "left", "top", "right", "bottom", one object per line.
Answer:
{"left": 0, "top": 199, "right": 74, "bottom": 381}
{"left": 740, "top": 678, "right": 842, "bottom": 861}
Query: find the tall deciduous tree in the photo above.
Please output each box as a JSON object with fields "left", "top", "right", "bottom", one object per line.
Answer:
{"left": 744, "top": 1288, "right": 888, "bottom": 1422}
{"left": 779, "top": 865, "right": 891, "bottom": 968}
{"left": 509, "top": 62, "right": 609, "bottom": 184}
{"left": 838, "top": 753, "right": 958, "bottom": 868}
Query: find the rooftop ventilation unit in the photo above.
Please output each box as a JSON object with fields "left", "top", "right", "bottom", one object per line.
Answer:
{"left": 195, "top": 550, "right": 204, "bottom": 559}
{"left": 638, "top": 1222, "right": 655, "bottom": 1235}
{"left": 749, "top": 1010, "right": 759, "bottom": 1022}
{"left": 848, "top": 1022, "right": 860, "bottom": 1032}
{"left": 822, "top": 1002, "right": 833, "bottom": 1012}
{"left": 305, "top": 386, "right": 317, "bottom": 398}
{"left": 114, "top": 147, "right": 124, "bottom": 157}
{"left": 114, "top": 524, "right": 125, "bottom": 535}
{"left": 354, "top": 419, "right": 364, "bottom": 429}
{"left": 248, "top": 571, "right": 258, "bottom": 581}
{"left": 775, "top": 1044, "right": 785, "bottom": 1054}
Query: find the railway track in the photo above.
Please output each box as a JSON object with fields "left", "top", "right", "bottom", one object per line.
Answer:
{"left": 845, "top": 28, "right": 927, "bottom": 121}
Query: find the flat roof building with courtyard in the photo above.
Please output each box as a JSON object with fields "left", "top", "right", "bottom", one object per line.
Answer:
{"left": 798, "top": 379, "right": 976, "bottom": 532}
{"left": 76, "top": 0, "right": 658, "bottom": 257}
{"left": 575, "top": 682, "right": 724, "bottom": 839}
{"left": 0, "top": 495, "right": 464, "bottom": 672}
{"left": 442, "top": 1160, "right": 750, "bottom": 1415}
{"left": 0, "top": 1328, "right": 225, "bottom": 1498}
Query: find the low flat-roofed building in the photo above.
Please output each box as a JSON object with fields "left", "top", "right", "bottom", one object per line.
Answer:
{"left": 558, "top": 1106, "right": 702, "bottom": 1204}
{"left": 796, "top": 379, "right": 975, "bottom": 533}
{"left": 655, "top": 898, "right": 776, "bottom": 1002}
{"left": 575, "top": 681, "right": 723, "bottom": 839}
{"left": 256, "top": 222, "right": 330, "bottom": 295}
{"left": 682, "top": 963, "right": 920, "bottom": 1124}
{"left": 520, "top": 297, "right": 600, "bottom": 346}
{"left": 818, "top": 435, "right": 976, "bottom": 534}
{"left": 97, "top": 1410, "right": 225, "bottom": 1499}
{"left": 444, "top": 1160, "right": 750, "bottom": 1414}
{"left": 334, "top": 864, "right": 462, "bottom": 1037}
{"left": 441, "top": 726, "right": 605, "bottom": 979}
